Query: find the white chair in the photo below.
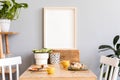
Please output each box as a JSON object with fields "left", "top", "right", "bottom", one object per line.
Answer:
{"left": 0, "top": 56, "right": 22, "bottom": 80}
{"left": 100, "top": 56, "right": 119, "bottom": 80}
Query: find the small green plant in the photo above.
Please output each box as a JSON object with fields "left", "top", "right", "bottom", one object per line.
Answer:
{"left": 0, "top": 0, "right": 28, "bottom": 20}
{"left": 99, "top": 35, "right": 120, "bottom": 58}
{"left": 32, "top": 48, "right": 53, "bottom": 53}
{"left": 98, "top": 35, "right": 120, "bottom": 78}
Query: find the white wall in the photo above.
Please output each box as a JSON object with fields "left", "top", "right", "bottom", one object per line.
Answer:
{"left": 8, "top": 0, "right": 120, "bottom": 78}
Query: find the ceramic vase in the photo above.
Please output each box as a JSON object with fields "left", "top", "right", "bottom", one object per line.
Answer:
{"left": 34, "top": 53, "right": 49, "bottom": 65}
{"left": 50, "top": 53, "right": 60, "bottom": 64}
{"left": 0, "top": 19, "right": 11, "bottom": 32}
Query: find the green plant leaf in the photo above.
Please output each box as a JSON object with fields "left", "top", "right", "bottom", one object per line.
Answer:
{"left": 116, "top": 43, "right": 120, "bottom": 50}
{"left": 99, "top": 45, "right": 115, "bottom": 51}
{"left": 32, "top": 48, "right": 53, "bottom": 53}
{"left": 103, "top": 72, "right": 106, "bottom": 78}
{"left": 119, "top": 63, "right": 120, "bottom": 67}
{"left": 116, "top": 49, "right": 120, "bottom": 56}
{"left": 106, "top": 54, "right": 115, "bottom": 57}
{"left": 19, "top": 3, "right": 28, "bottom": 8}
{"left": 11, "top": 0, "right": 15, "bottom": 3}
{"left": 100, "top": 64, "right": 102, "bottom": 68}
{"left": 99, "top": 48, "right": 110, "bottom": 52}
{"left": 113, "top": 35, "right": 119, "bottom": 46}
{"left": 98, "top": 35, "right": 120, "bottom": 78}
{"left": 0, "top": 0, "right": 28, "bottom": 20}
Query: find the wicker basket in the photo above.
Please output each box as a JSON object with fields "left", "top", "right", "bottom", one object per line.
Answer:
{"left": 51, "top": 49, "right": 80, "bottom": 63}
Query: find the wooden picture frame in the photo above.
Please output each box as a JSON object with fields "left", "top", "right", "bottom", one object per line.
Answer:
{"left": 43, "top": 7, "right": 77, "bottom": 49}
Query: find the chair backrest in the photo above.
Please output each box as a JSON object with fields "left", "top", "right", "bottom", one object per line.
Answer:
{"left": 99, "top": 56, "right": 119, "bottom": 80}
{"left": 0, "top": 56, "right": 22, "bottom": 80}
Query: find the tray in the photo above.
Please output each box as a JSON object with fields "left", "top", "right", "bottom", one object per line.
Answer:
{"left": 28, "top": 67, "right": 46, "bottom": 72}
{"left": 68, "top": 66, "right": 88, "bottom": 71}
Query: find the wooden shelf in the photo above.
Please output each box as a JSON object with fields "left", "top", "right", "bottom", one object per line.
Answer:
{"left": 0, "top": 32, "right": 18, "bottom": 58}
{"left": 0, "top": 32, "right": 18, "bottom": 35}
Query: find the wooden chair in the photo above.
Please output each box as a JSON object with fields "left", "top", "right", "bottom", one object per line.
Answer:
{"left": 0, "top": 56, "right": 22, "bottom": 80}
{"left": 100, "top": 56, "right": 119, "bottom": 80}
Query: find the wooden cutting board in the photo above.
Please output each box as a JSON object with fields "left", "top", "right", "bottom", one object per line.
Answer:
{"left": 50, "top": 49, "right": 80, "bottom": 63}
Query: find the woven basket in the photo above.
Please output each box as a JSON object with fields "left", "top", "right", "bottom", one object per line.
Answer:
{"left": 51, "top": 49, "right": 80, "bottom": 63}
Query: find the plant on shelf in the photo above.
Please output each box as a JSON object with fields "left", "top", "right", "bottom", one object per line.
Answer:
{"left": 0, "top": 0, "right": 28, "bottom": 32}
{"left": 98, "top": 35, "right": 120, "bottom": 78}
{"left": 32, "top": 48, "right": 53, "bottom": 65}
{"left": 0, "top": 0, "right": 28, "bottom": 20}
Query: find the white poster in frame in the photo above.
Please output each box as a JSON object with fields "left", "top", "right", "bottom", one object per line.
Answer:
{"left": 43, "top": 7, "right": 77, "bottom": 49}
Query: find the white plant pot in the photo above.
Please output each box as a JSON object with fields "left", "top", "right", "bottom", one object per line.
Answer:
{"left": 0, "top": 19, "right": 11, "bottom": 32}
{"left": 34, "top": 53, "right": 49, "bottom": 65}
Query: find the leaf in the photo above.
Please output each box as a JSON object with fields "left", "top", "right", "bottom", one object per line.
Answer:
{"left": 5, "top": 0, "right": 11, "bottom": 8}
{"left": 99, "top": 48, "right": 110, "bottom": 52}
{"left": 103, "top": 72, "right": 106, "bottom": 78}
{"left": 118, "top": 63, "right": 120, "bottom": 67}
{"left": 19, "top": 3, "right": 28, "bottom": 8}
{"left": 116, "top": 43, "right": 120, "bottom": 50}
{"left": 116, "top": 49, "right": 120, "bottom": 56}
{"left": 106, "top": 54, "right": 115, "bottom": 57}
{"left": 99, "top": 45, "right": 115, "bottom": 50}
{"left": 99, "top": 45, "right": 111, "bottom": 49}
{"left": 113, "top": 35, "right": 119, "bottom": 46}
{"left": 0, "top": 0, "right": 28, "bottom": 20}
{"left": 100, "top": 64, "right": 105, "bottom": 68}
{"left": 11, "top": 0, "right": 15, "bottom": 3}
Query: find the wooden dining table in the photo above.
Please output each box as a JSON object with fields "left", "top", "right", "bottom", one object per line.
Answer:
{"left": 20, "top": 64, "right": 97, "bottom": 80}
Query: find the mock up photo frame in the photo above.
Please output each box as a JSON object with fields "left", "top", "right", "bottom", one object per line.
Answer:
{"left": 43, "top": 7, "right": 77, "bottom": 49}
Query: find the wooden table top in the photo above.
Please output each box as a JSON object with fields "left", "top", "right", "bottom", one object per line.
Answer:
{"left": 20, "top": 64, "right": 97, "bottom": 80}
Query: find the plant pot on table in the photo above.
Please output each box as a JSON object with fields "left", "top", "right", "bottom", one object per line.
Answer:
{"left": 34, "top": 53, "right": 49, "bottom": 65}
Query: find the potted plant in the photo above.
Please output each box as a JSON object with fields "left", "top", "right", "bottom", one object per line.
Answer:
{"left": 99, "top": 35, "right": 120, "bottom": 58}
{"left": 98, "top": 35, "right": 120, "bottom": 78}
{"left": 32, "top": 48, "right": 53, "bottom": 65}
{"left": 0, "top": 0, "right": 28, "bottom": 32}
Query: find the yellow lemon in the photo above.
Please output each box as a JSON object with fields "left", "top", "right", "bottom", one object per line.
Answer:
{"left": 60, "top": 60, "right": 70, "bottom": 69}
{"left": 47, "top": 67, "right": 55, "bottom": 74}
